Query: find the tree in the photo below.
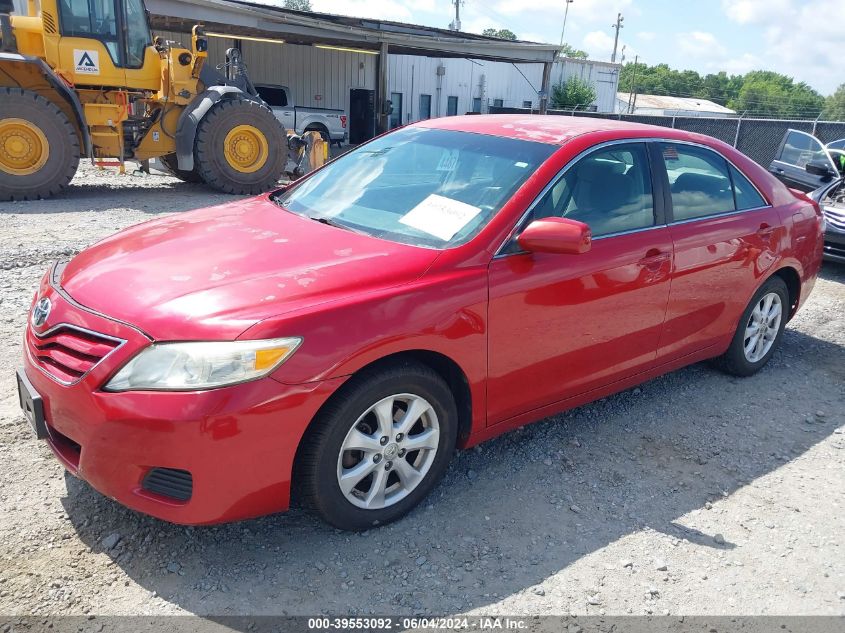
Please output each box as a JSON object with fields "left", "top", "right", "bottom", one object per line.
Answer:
{"left": 551, "top": 76, "right": 596, "bottom": 110}
{"left": 284, "top": 0, "right": 312, "bottom": 10}
{"left": 481, "top": 28, "right": 517, "bottom": 40}
{"left": 618, "top": 62, "right": 825, "bottom": 119}
{"left": 559, "top": 42, "right": 588, "bottom": 59}
{"left": 823, "top": 84, "right": 845, "bottom": 121}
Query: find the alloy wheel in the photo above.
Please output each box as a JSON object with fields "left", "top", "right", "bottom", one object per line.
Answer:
{"left": 336, "top": 393, "right": 440, "bottom": 510}
{"left": 743, "top": 291, "right": 783, "bottom": 363}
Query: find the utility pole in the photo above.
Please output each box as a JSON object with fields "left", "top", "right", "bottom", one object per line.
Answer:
{"left": 559, "top": 0, "right": 574, "bottom": 48}
{"left": 611, "top": 12, "right": 623, "bottom": 63}
{"left": 450, "top": 0, "right": 462, "bottom": 31}
{"left": 627, "top": 54, "right": 638, "bottom": 113}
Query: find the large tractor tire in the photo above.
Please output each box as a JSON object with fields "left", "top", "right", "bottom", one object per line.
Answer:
{"left": 159, "top": 153, "right": 203, "bottom": 183}
{"left": 194, "top": 96, "right": 285, "bottom": 195}
{"left": 0, "top": 87, "right": 80, "bottom": 201}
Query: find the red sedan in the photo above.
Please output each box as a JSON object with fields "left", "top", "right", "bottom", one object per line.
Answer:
{"left": 17, "top": 115, "right": 823, "bottom": 530}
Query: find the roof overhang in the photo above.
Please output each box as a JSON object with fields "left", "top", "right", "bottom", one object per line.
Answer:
{"left": 146, "top": 0, "right": 560, "bottom": 63}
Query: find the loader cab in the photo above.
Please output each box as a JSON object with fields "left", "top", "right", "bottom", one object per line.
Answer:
{"left": 50, "top": 0, "right": 160, "bottom": 89}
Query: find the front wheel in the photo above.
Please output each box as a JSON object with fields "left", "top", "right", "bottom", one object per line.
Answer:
{"left": 714, "top": 276, "right": 789, "bottom": 376}
{"left": 295, "top": 361, "right": 457, "bottom": 530}
{"left": 194, "top": 97, "right": 286, "bottom": 195}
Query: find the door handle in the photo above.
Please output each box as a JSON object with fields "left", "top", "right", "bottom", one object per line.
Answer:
{"left": 757, "top": 222, "right": 776, "bottom": 237}
{"left": 775, "top": 168, "right": 785, "bottom": 173}
{"left": 639, "top": 248, "right": 670, "bottom": 268}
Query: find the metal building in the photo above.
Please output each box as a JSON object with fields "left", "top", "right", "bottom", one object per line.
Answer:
{"left": 136, "top": 0, "right": 616, "bottom": 141}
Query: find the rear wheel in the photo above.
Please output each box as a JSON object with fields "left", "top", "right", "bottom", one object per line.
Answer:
{"left": 194, "top": 97, "right": 285, "bottom": 195}
{"left": 0, "top": 88, "right": 79, "bottom": 201}
{"left": 295, "top": 361, "right": 457, "bottom": 530}
{"left": 159, "top": 153, "right": 203, "bottom": 183}
{"left": 713, "top": 276, "right": 789, "bottom": 376}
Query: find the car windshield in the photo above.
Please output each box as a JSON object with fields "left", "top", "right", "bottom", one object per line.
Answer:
{"left": 272, "top": 127, "right": 556, "bottom": 248}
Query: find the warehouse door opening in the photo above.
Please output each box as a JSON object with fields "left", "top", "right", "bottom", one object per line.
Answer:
{"left": 349, "top": 89, "right": 376, "bottom": 145}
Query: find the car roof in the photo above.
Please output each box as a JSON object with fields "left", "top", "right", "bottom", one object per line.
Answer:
{"left": 415, "top": 114, "right": 688, "bottom": 146}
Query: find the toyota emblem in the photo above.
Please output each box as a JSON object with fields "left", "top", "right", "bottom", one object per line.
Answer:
{"left": 31, "top": 297, "right": 51, "bottom": 328}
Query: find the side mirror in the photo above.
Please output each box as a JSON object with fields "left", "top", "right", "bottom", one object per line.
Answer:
{"left": 805, "top": 160, "right": 836, "bottom": 180}
{"left": 517, "top": 217, "right": 591, "bottom": 255}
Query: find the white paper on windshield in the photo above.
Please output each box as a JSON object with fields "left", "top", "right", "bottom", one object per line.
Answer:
{"left": 399, "top": 194, "right": 482, "bottom": 241}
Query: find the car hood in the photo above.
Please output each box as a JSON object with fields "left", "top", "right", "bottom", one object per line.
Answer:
{"left": 59, "top": 196, "right": 441, "bottom": 340}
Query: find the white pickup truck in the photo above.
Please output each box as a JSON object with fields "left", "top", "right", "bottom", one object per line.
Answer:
{"left": 255, "top": 84, "right": 347, "bottom": 145}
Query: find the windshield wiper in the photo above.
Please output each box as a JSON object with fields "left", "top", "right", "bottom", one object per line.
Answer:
{"left": 311, "top": 215, "right": 368, "bottom": 235}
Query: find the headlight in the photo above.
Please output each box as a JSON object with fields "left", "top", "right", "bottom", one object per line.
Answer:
{"left": 104, "top": 337, "right": 302, "bottom": 391}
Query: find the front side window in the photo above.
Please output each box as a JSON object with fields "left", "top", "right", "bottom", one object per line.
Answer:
{"left": 779, "top": 130, "right": 828, "bottom": 168}
{"left": 124, "top": 0, "right": 151, "bottom": 67}
{"left": 59, "top": 0, "right": 119, "bottom": 63}
{"left": 531, "top": 142, "right": 655, "bottom": 237}
{"left": 662, "top": 143, "right": 735, "bottom": 221}
{"left": 273, "top": 127, "right": 556, "bottom": 248}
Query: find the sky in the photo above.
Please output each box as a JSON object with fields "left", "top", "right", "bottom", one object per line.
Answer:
{"left": 271, "top": 0, "right": 845, "bottom": 96}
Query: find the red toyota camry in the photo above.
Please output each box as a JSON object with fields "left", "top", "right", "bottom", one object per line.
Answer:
{"left": 18, "top": 115, "right": 823, "bottom": 530}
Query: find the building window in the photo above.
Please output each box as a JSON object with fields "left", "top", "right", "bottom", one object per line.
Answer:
{"left": 493, "top": 99, "right": 503, "bottom": 108}
{"left": 389, "top": 92, "right": 403, "bottom": 129}
{"left": 447, "top": 96, "right": 458, "bottom": 116}
{"left": 472, "top": 97, "right": 482, "bottom": 113}
{"left": 419, "top": 94, "right": 432, "bottom": 120}
{"left": 522, "top": 100, "right": 532, "bottom": 109}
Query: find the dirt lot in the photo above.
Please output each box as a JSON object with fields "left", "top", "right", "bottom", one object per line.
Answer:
{"left": 0, "top": 164, "right": 843, "bottom": 619}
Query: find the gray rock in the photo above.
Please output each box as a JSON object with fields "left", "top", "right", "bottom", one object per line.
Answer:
{"left": 713, "top": 533, "right": 726, "bottom": 545}
{"left": 100, "top": 533, "right": 121, "bottom": 550}
{"left": 415, "top": 556, "right": 427, "bottom": 566}
{"left": 569, "top": 505, "right": 581, "bottom": 513}
{"left": 166, "top": 562, "right": 181, "bottom": 574}
{"left": 655, "top": 561, "right": 668, "bottom": 571}
{"left": 532, "top": 587, "right": 545, "bottom": 596}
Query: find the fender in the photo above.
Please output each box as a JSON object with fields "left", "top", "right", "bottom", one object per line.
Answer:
{"left": 174, "top": 86, "right": 260, "bottom": 171}
{"left": 0, "top": 52, "right": 92, "bottom": 157}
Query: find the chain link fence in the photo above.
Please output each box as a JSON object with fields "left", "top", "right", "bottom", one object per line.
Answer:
{"left": 488, "top": 106, "right": 845, "bottom": 169}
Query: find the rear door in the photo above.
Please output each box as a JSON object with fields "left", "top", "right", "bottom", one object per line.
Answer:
{"left": 769, "top": 129, "right": 837, "bottom": 192}
{"left": 657, "top": 141, "right": 782, "bottom": 362}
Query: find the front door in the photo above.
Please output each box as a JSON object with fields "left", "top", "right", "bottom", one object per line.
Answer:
{"left": 769, "top": 129, "right": 837, "bottom": 192}
{"left": 487, "top": 142, "right": 672, "bottom": 425}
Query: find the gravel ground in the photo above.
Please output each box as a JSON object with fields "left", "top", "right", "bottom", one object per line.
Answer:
{"left": 0, "top": 164, "right": 843, "bottom": 618}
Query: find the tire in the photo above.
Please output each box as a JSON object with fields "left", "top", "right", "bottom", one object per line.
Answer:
{"left": 304, "top": 125, "right": 330, "bottom": 144}
{"left": 159, "top": 153, "right": 203, "bottom": 183}
{"left": 295, "top": 360, "right": 458, "bottom": 530}
{"left": 713, "top": 276, "right": 789, "bottom": 377}
{"left": 0, "top": 87, "right": 80, "bottom": 201}
{"left": 194, "top": 96, "right": 285, "bottom": 195}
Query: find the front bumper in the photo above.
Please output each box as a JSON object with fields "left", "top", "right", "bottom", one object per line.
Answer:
{"left": 823, "top": 228, "right": 845, "bottom": 263}
{"left": 22, "top": 278, "right": 344, "bottom": 525}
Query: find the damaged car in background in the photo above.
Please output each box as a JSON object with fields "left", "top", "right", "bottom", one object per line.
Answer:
{"left": 769, "top": 129, "right": 845, "bottom": 262}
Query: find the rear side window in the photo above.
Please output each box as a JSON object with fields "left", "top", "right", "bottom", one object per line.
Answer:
{"left": 662, "top": 143, "right": 735, "bottom": 221}
{"left": 728, "top": 165, "right": 766, "bottom": 210}
{"left": 256, "top": 86, "right": 287, "bottom": 108}
{"left": 532, "top": 142, "right": 655, "bottom": 237}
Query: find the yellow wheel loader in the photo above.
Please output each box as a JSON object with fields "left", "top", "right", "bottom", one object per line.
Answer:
{"left": 0, "top": 0, "right": 288, "bottom": 200}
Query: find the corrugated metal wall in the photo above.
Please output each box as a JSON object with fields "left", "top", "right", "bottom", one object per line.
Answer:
{"left": 550, "top": 60, "right": 620, "bottom": 114}
{"left": 240, "top": 42, "right": 376, "bottom": 114}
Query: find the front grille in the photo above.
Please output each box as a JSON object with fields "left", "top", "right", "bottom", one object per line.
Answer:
{"left": 824, "top": 205, "right": 845, "bottom": 232}
{"left": 142, "top": 468, "right": 193, "bottom": 502}
{"left": 29, "top": 325, "right": 123, "bottom": 384}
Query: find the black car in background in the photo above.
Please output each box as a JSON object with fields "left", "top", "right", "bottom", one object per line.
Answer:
{"left": 769, "top": 130, "right": 845, "bottom": 263}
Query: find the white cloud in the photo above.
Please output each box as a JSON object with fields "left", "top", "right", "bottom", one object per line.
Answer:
{"left": 677, "top": 31, "right": 726, "bottom": 59}
{"left": 720, "top": 0, "right": 844, "bottom": 94}
{"left": 637, "top": 31, "right": 655, "bottom": 41}
{"left": 582, "top": 30, "right": 615, "bottom": 60}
